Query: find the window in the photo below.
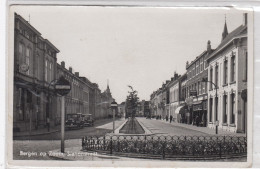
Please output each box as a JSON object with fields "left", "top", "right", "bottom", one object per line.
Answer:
{"left": 35, "top": 55, "right": 38, "bottom": 78}
{"left": 215, "top": 65, "right": 219, "bottom": 87}
{"left": 231, "top": 93, "right": 236, "bottom": 124}
{"left": 215, "top": 96, "right": 218, "bottom": 121}
{"left": 49, "top": 62, "right": 52, "bottom": 82}
{"left": 25, "top": 47, "right": 30, "bottom": 75}
{"left": 24, "top": 31, "right": 30, "bottom": 40}
{"left": 244, "top": 51, "right": 248, "bottom": 81}
{"left": 210, "top": 68, "right": 213, "bottom": 90}
{"left": 231, "top": 54, "right": 236, "bottom": 82}
{"left": 224, "top": 60, "right": 228, "bottom": 84}
{"left": 198, "top": 82, "right": 201, "bottom": 95}
{"left": 196, "top": 61, "right": 199, "bottom": 74}
{"left": 209, "top": 98, "right": 213, "bottom": 122}
{"left": 45, "top": 60, "right": 48, "bottom": 82}
{"left": 18, "top": 43, "right": 24, "bottom": 65}
{"left": 200, "top": 57, "right": 204, "bottom": 72}
{"left": 223, "top": 95, "right": 227, "bottom": 123}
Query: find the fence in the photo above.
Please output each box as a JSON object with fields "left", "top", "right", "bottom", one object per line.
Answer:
{"left": 82, "top": 135, "right": 247, "bottom": 160}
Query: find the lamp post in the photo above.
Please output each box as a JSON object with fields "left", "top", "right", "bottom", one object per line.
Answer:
{"left": 54, "top": 76, "right": 71, "bottom": 153}
{"left": 201, "top": 77, "right": 218, "bottom": 134}
{"left": 111, "top": 100, "right": 118, "bottom": 133}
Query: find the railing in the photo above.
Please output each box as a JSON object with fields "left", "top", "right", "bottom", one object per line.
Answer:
{"left": 82, "top": 135, "right": 247, "bottom": 160}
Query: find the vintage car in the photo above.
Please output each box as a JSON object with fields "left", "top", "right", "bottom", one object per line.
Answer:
{"left": 65, "top": 113, "right": 85, "bottom": 130}
{"left": 82, "top": 114, "right": 94, "bottom": 127}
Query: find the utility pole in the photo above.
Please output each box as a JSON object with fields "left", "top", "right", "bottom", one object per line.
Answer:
{"left": 61, "top": 96, "right": 65, "bottom": 153}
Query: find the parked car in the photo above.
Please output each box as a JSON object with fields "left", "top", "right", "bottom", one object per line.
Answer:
{"left": 82, "top": 114, "right": 94, "bottom": 127}
{"left": 65, "top": 113, "right": 84, "bottom": 130}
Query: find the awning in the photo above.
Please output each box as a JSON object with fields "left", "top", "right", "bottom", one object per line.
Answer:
{"left": 175, "top": 106, "right": 185, "bottom": 114}
{"left": 192, "top": 100, "right": 202, "bottom": 105}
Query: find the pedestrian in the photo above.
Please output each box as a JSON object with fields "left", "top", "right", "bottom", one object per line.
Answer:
{"left": 195, "top": 115, "right": 199, "bottom": 127}
{"left": 46, "top": 117, "right": 50, "bottom": 132}
{"left": 166, "top": 115, "right": 168, "bottom": 122}
{"left": 170, "top": 115, "right": 173, "bottom": 123}
{"left": 159, "top": 115, "right": 161, "bottom": 120}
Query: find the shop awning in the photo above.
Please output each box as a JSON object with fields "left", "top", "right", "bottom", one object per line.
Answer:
{"left": 175, "top": 106, "right": 185, "bottom": 114}
{"left": 192, "top": 100, "right": 202, "bottom": 105}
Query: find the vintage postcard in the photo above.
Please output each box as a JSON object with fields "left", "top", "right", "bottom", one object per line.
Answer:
{"left": 7, "top": 5, "right": 253, "bottom": 168}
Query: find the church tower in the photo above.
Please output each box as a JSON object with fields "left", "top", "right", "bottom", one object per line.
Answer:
{"left": 222, "top": 15, "right": 228, "bottom": 41}
{"left": 106, "top": 79, "right": 111, "bottom": 95}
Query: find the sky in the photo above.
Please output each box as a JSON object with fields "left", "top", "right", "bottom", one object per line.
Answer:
{"left": 12, "top": 6, "right": 246, "bottom": 103}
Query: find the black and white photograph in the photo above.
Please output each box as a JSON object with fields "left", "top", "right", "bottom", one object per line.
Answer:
{"left": 8, "top": 6, "right": 253, "bottom": 168}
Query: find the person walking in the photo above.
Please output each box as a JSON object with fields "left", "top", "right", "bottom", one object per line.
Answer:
{"left": 46, "top": 117, "right": 50, "bottom": 132}
{"left": 170, "top": 115, "right": 173, "bottom": 123}
{"left": 166, "top": 115, "right": 168, "bottom": 122}
{"left": 195, "top": 115, "right": 199, "bottom": 127}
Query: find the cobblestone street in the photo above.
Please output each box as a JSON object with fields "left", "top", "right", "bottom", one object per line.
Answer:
{"left": 137, "top": 117, "right": 246, "bottom": 136}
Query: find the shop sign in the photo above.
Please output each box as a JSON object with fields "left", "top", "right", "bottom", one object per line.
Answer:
{"left": 193, "top": 104, "right": 202, "bottom": 111}
{"left": 189, "top": 90, "right": 197, "bottom": 97}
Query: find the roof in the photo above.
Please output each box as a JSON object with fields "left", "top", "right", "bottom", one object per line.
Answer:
{"left": 45, "top": 39, "right": 60, "bottom": 53}
{"left": 15, "top": 13, "right": 41, "bottom": 36}
{"left": 186, "top": 50, "right": 207, "bottom": 69}
{"left": 15, "top": 13, "right": 60, "bottom": 53}
{"left": 207, "top": 24, "right": 247, "bottom": 61}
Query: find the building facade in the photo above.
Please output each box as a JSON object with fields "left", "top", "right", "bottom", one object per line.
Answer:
{"left": 13, "top": 13, "right": 60, "bottom": 132}
{"left": 100, "top": 84, "right": 114, "bottom": 118}
{"left": 185, "top": 41, "right": 213, "bottom": 126}
{"left": 207, "top": 14, "right": 248, "bottom": 133}
{"left": 176, "top": 73, "right": 188, "bottom": 123}
{"left": 168, "top": 73, "right": 180, "bottom": 122}
{"left": 56, "top": 62, "right": 92, "bottom": 121}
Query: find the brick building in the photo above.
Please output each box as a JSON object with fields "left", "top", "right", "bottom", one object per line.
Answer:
{"left": 185, "top": 42, "right": 212, "bottom": 126}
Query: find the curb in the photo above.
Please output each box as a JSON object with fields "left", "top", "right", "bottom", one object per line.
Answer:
{"left": 107, "top": 118, "right": 154, "bottom": 136}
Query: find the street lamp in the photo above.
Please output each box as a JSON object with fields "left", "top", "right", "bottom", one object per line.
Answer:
{"left": 201, "top": 77, "right": 218, "bottom": 134}
{"left": 111, "top": 100, "right": 118, "bottom": 133}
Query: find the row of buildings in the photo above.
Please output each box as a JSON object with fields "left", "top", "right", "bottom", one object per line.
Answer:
{"left": 150, "top": 14, "right": 248, "bottom": 133}
{"left": 13, "top": 13, "right": 115, "bottom": 132}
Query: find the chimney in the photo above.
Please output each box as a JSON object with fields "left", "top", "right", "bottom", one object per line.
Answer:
{"left": 61, "top": 61, "right": 65, "bottom": 68}
{"left": 186, "top": 61, "right": 189, "bottom": 69}
{"left": 207, "top": 40, "right": 211, "bottom": 53}
{"left": 171, "top": 77, "right": 174, "bottom": 81}
{"left": 174, "top": 72, "right": 178, "bottom": 79}
{"left": 243, "top": 13, "right": 247, "bottom": 26}
{"left": 75, "top": 72, "right": 79, "bottom": 77}
{"left": 69, "top": 67, "right": 73, "bottom": 73}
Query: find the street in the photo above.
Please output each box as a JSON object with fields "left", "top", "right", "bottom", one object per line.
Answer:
{"left": 13, "top": 117, "right": 245, "bottom": 160}
{"left": 14, "top": 118, "right": 125, "bottom": 140}
{"left": 13, "top": 118, "right": 125, "bottom": 160}
{"left": 138, "top": 118, "right": 208, "bottom": 136}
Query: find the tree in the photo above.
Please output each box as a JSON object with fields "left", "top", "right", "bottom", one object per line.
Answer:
{"left": 125, "top": 85, "right": 139, "bottom": 118}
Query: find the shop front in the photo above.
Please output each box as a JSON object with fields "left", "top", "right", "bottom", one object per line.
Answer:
{"left": 192, "top": 100, "right": 207, "bottom": 127}
{"left": 175, "top": 105, "right": 188, "bottom": 123}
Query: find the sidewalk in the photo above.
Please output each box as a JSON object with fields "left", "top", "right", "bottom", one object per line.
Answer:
{"left": 155, "top": 118, "right": 246, "bottom": 136}
{"left": 13, "top": 125, "right": 61, "bottom": 137}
